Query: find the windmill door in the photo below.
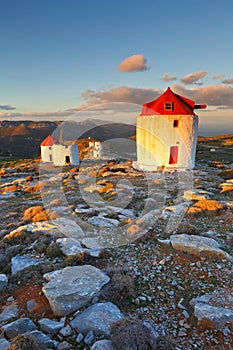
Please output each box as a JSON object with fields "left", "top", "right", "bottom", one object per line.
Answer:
{"left": 169, "top": 146, "right": 178, "bottom": 165}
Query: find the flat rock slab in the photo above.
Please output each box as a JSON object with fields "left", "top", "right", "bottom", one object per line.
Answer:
{"left": 70, "top": 302, "right": 123, "bottom": 336}
{"left": 170, "top": 234, "right": 233, "bottom": 260}
{"left": 56, "top": 237, "right": 102, "bottom": 258}
{"left": 43, "top": 265, "right": 110, "bottom": 316}
{"left": 11, "top": 254, "right": 44, "bottom": 275}
{"left": 1, "top": 317, "right": 37, "bottom": 339}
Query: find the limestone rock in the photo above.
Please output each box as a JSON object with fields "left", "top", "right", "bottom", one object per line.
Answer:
{"left": 28, "top": 330, "right": 56, "bottom": 349}
{"left": 38, "top": 318, "right": 64, "bottom": 334}
{"left": 0, "top": 338, "right": 10, "bottom": 350}
{"left": 191, "top": 288, "right": 233, "bottom": 328}
{"left": 170, "top": 234, "right": 233, "bottom": 260}
{"left": 0, "top": 304, "right": 19, "bottom": 323}
{"left": 0, "top": 274, "right": 8, "bottom": 291}
{"left": 11, "top": 254, "right": 44, "bottom": 275}
{"left": 70, "top": 302, "right": 123, "bottom": 336}
{"left": 91, "top": 340, "right": 113, "bottom": 350}
{"left": 56, "top": 238, "right": 87, "bottom": 256}
{"left": 1, "top": 317, "right": 37, "bottom": 339}
{"left": 42, "top": 265, "right": 110, "bottom": 316}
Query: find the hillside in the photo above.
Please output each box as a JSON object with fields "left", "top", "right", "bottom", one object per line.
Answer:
{"left": 0, "top": 120, "right": 136, "bottom": 158}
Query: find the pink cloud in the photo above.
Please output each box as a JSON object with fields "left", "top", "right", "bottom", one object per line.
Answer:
{"left": 171, "top": 84, "right": 233, "bottom": 107}
{"left": 117, "top": 54, "right": 149, "bottom": 72}
{"left": 180, "top": 71, "right": 207, "bottom": 85}
{"left": 161, "top": 73, "right": 177, "bottom": 82}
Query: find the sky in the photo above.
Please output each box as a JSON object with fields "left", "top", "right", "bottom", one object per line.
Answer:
{"left": 0, "top": 0, "right": 233, "bottom": 135}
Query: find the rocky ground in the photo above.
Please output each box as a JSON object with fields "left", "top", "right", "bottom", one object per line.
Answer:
{"left": 0, "top": 140, "right": 232, "bottom": 350}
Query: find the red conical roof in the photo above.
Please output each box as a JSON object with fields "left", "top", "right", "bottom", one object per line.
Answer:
{"left": 141, "top": 87, "right": 206, "bottom": 116}
{"left": 41, "top": 135, "right": 57, "bottom": 146}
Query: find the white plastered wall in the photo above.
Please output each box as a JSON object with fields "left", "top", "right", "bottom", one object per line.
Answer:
{"left": 136, "top": 114, "right": 198, "bottom": 170}
{"left": 41, "top": 146, "right": 53, "bottom": 163}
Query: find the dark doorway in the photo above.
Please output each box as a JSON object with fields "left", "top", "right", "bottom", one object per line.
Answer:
{"left": 65, "top": 156, "right": 70, "bottom": 163}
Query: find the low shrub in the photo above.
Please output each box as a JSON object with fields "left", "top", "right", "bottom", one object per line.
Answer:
{"left": 7, "top": 334, "right": 41, "bottom": 350}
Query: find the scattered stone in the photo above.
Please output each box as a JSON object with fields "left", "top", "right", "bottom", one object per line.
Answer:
{"left": 84, "top": 330, "right": 95, "bottom": 345}
{"left": 56, "top": 238, "right": 86, "bottom": 256}
{"left": 87, "top": 216, "right": 119, "bottom": 227}
{"left": 28, "top": 330, "right": 55, "bottom": 349}
{"left": 70, "top": 302, "right": 123, "bottom": 336}
{"left": 91, "top": 339, "right": 113, "bottom": 350}
{"left": 0, "top": 304, "right": 19, "bottom": 323}
{"left": 59, "top": 324, "right": 73, "bottom": 337}
{"left": 26, "top": 299, "right": 38, "bottom": 313}
{"left": 1, "top": 317, "right": 37, "bottom": 339}
{"left": 43, "top": 265, "right": 110, "bottom": 316}
{"left": 57, "top": 341, "right": 72, "bottom": 350}
{"left": 0, "top": 338, "right": 10, "bottom": 350}
{"left": 0, "top": 274, "right": 8, "bottom": 291}
{"left": 38, "top": 318, "right": 64, "bottom": 335}
{"left": 76, "top": 333, "right": 84, "bottom": 343}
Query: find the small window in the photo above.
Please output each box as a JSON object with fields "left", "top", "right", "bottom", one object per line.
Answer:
{"left": 49, "top": 146, "right": 52, "bottom": 150}
{"left": 164, "top": 102, "right": 174, "bottom": 111}
{"left": 173, "top": 120, "right": 179, "bottom": 127}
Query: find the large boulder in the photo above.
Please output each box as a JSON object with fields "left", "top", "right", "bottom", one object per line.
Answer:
{"left": 70, "top": 302, "right": 123, "bottom": 336}
{"left": 42, "top": 265, "right": 110, "bottom": 316}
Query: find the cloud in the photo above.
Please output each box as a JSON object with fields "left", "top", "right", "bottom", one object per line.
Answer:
{"left": 79, "top": 86, "right": 160, "bottom": 108}
{"left": 222, "top": 78, "right": 233, "bottom": 85}
{"left": 213, "top": 74, "right": 225, "bottom": 80}
{"left": 180, "top": 71, "right": 207, "bottom": 85}
{"left": 0, "top": 105, "right": 16, "bottom": 110}
{"left": 171, "top": 84, "right": 233, "bottom": 107}
{"left": 117, "top": 54, "right": 149, "bottom": 72}
{"left": 161, "top": 73, "right": 177, "bottom": 82}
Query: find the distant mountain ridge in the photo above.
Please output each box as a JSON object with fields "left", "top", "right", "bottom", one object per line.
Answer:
{"left": 0, "top": 119, "right": 136, "bottom": 158}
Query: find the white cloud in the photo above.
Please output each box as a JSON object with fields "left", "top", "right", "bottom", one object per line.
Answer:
{"left": 161, "top": 72, "right": 176, "bottom": 82}
{"left": 117, "top": 54, "right": 149, "bottom": 72}
{"left": 180, "top": 71, "right": 207, "bottom": 85}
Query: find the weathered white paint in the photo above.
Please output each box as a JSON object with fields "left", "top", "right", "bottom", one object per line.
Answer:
{"left": 136, "top": 114, "right": 198, "bottom": 170}
{"left": 41, "top": 146, "right": 53, "bottom": 163}
{"left": 52, "top": 144, "right": 79, "bottom": 166}
{"left": 88, "top": 141, "right": 102, "bottom": 158}
{"left": 41, "top": 143, "right": 79, "bottom": 166}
